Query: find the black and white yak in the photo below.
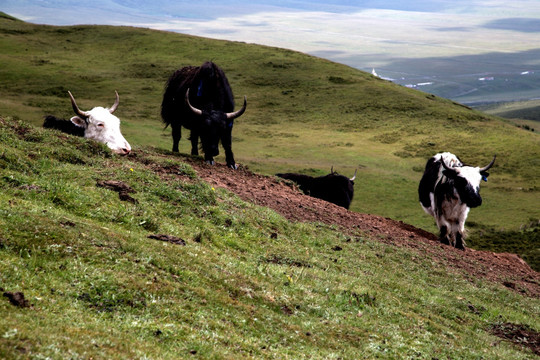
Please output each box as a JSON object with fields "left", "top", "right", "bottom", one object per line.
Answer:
{"left": 277, "top": 168, "right": 357, "bottom": 209}
{"left": 43, "top": 91, "right": 131, "bottom": 155}
{"left": 418, "top": 152, "right": 496, "bottom": 250}
{"left": 160, "top": 61, "right": 247, "bottom": 169}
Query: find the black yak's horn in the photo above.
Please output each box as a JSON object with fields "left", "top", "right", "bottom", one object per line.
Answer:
{"left": 185, "top": 89, "right": 203, "bottom": 116}
{"left": 68, "top": 91, "right": 89, "bottom": 119}
{"left": 440, "top": 158, "right": 457, "bottom": 172}
{"left": 350, "top": 169, "right": 357, "bottom": 181}
{"left": 109, "top": 91, "right": 120, "bottom": 114}
{"left": 479, "top": 155, "right": 496, "bottom": 172}
{"left": 226, "top": 96, "right": 247, "bottom": 120}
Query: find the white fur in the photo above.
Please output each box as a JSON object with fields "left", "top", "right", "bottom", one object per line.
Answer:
{"left": 422, "top": 152, "right": 463, "bottom": 216}
{"left": 71, "top": 107, "right": 131, "bottom": 154}
{"left": 455, "top": 166, "right": 482, "bottom": 190}
{"left": 433, "top": 152, "right": 462, "bottom": 168}
{"left": 424, "top": 152, "right": 486, "bottom": 248}
{"left": 435, "top": 186, "right": 470, "bottom": 246}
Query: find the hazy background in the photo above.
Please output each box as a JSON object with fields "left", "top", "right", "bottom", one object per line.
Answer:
{"left": 4, "top": 0, "right": 540, "bottom": 104}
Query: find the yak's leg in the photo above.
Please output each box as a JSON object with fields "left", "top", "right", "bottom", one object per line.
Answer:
{"left": 455, "top": 231, "right": 466, "bottom": 250}
{"left": 171, "top": 124, "right": 182, "bottom": 153}
{"left": 202, "top": 141, "right": 215, "bottom": 165}
{"left": 455, "top": 211, "right": 468, "bottom": 250}
{"left": 221, "top": 130, "right": 237, "bottom": 169}
{"left": 204, "top": 155, "right": 215, "bottom": 165}
{"left": 439, "top": 225, "right": 450, "bottom": 245}
{"left": 189, "top": 129, "right": 199, "bottom": 156}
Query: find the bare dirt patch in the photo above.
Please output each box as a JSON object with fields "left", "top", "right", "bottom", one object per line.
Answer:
{"left": 148, "top": 234, "right": 187, "bottom": 246}
{"left": 3, "top": 291, "right": 31, "bottom": 308}
{"left": 490, "top": 322, "right": 540, "bottom": 356}
{"left": 138, "top": 153, "right": 540, "bottom": 298}
{"left": 97, "top": 180, "right": 138, "bottom": 203}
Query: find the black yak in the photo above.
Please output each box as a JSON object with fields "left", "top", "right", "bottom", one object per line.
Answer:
{"left": 43, "top": 91, "right": 131, "bottom": 155}
{"left": 418, "top": 152, "right": 496, "bottom": 250}
{"left": 277, "top": 167, "right": 357, "bottom": 209}
{"left": 160, "top": 61, "right": 247, "bottom": 169}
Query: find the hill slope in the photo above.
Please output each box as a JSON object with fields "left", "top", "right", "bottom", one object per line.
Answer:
{"left": 172, "top": 155, "right": 540, "bottom": 298}
{"left": 0, "top": 16, "right": 538, "bottom": 272}
{"left": 0, "top": 117, "right": 539, "bottom": 359}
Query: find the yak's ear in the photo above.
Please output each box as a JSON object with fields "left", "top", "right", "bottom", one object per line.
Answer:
{"left": 480, "top": 171, "right": 490, "bottom": 182}
{"left": 70, "top": 116, "right": 88, "bottom": 128}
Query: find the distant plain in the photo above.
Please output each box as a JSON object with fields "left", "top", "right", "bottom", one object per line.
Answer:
{"left": 3, "top": 0, "right": 540, "bottom": 107}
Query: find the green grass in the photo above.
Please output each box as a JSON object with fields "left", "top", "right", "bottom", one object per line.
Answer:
{"left": 478, "top": 99, "right": 540, "bottom": 132}
{"left": 0, "top": 117, "right": 539, "bottom": 359}
{"left": 0, "top": 12, "right": 537, "bottom": 267}
{"left": 0, "top": 16, "right": 539, "bottom": 357}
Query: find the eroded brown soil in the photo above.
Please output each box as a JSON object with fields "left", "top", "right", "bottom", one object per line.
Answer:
{"left": 4, "top": 147, "right": 538, "bottom": 355}
{"left": 490, "top": 323, "right": 540, "bottom": 356}
{"left": 139, "top": 153, "right": 540, "bottom": 299}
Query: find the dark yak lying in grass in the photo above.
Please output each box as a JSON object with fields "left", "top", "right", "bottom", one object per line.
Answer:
{"left": 277, "top": 168, "right": 357, "bottom": 209}
{"left": 43, "top": 115, "right": 85, "bottom": 137}
{"left": 43, "top": 91, "right": 131, "bottom": 155}
{"left": 418, "top": 152, "right": 496, "bottom": 250}
{"left": 161, "top": 61, "right": 247, "bottom": 169}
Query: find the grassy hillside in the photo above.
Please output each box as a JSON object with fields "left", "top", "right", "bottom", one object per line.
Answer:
{"left": 0, "top": 13, "right": 538, "bottom": 262}
{"left": 1, "top": 116, "right": 539, "bottom": 358}
{"left": 478, "top": 99, "right": 540, "bottom": 131}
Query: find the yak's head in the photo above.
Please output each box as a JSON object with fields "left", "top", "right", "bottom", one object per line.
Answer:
{"left": 185, "top": 89, "right": 246, "bottom": 157}
{"left": 198, "top": 62, "right": 217, "bottom": 85}
{"left": 69, "top": 91, "right": 131, "bottom": 155}
{"left": 330, "top": 166, "right": 357, "bottom": 182}
{"left": 441, "top": 155, "right": 496, "bottom": 208}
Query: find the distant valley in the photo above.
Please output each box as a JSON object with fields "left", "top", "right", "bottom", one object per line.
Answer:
{"left": 359, "top": 48, "right": 540, "bottom": 111}
{"left": 4, "top": 1, "right": 540, "bottom": 115}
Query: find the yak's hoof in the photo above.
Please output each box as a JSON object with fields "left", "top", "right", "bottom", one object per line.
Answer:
{"left": 228, "top": 163, "right": 238, "bottom": 170}
{"left": 439, "top": 238, "right": 450, "bottom": 246}
{"left": 206, "top": 160, "right": 216, "bottom": 165}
